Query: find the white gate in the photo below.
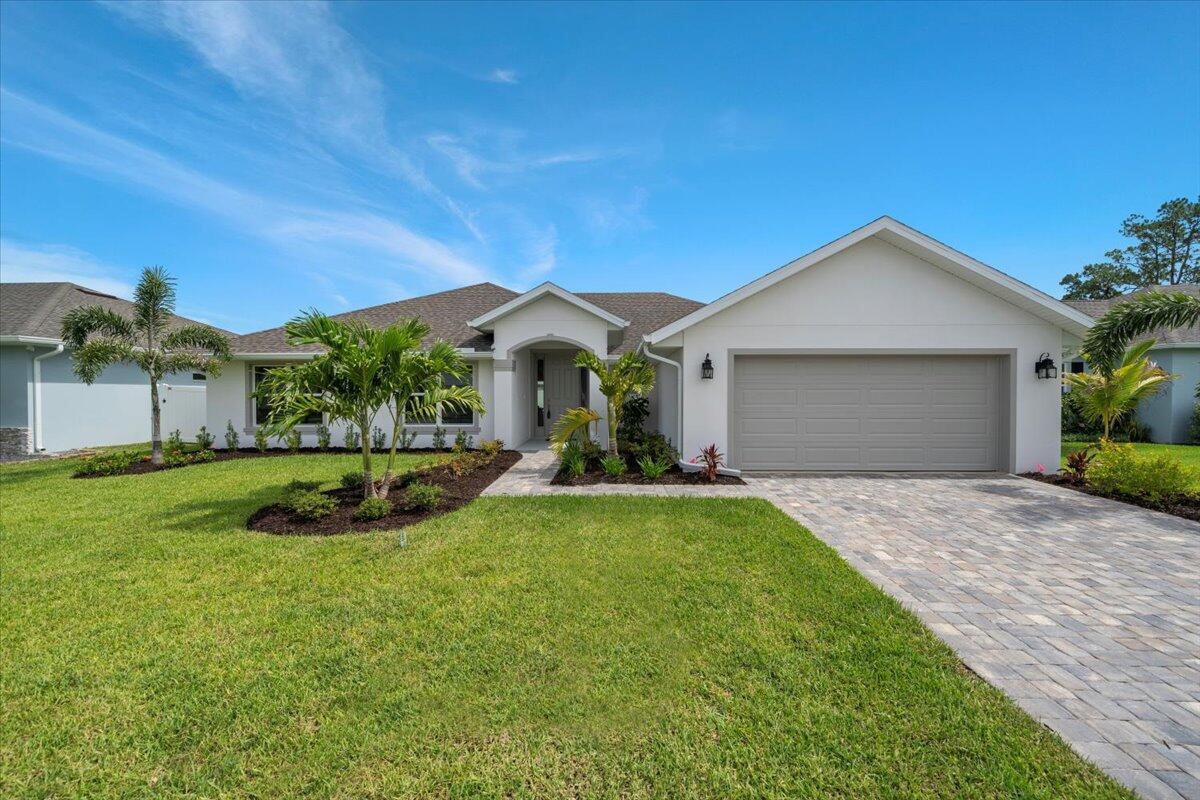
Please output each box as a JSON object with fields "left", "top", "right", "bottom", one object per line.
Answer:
{"left": 160, "top": 384, "right": 207, "bottom": 440}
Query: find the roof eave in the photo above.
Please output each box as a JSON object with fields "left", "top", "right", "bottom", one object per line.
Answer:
{"left": 468, "top": 282, "right": 630, "bottom": 330}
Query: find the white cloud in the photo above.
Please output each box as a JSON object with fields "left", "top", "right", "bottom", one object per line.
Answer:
{"left": 0, "top": 239, "right": 133, "bottom": 298}
{"left": 580, "top": 188, "right": 652, "bottom": 238}
{"left": 486, "top": 68, "right": 519, "bottom": 84}
{"left": 516, "top": 225, "right": 557, "bottom": 285}
{"left": 426, "top": 132, "right": 615, "bottom": 191}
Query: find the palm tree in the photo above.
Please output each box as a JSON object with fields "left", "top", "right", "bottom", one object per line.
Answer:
{"left": 61, "top": 267, "right": 231, "bottom": 465}
{"left": 572, "top": 351, "right": 656, "bottom": 455}
{"left": 1063, "top": 340, "right": 1173, "bottom": 440}
{"left": 549, "top": 407, "right": 601, "bottom": 454}
{"left": 1082, "top": 290, "right": 1200, "bottom": 372}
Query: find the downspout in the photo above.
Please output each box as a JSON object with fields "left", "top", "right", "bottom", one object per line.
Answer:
{"left": 32, "top": 344, "right": 65, "bottom": 452}
{"left": 639, "top": 342, "right": 683, "bottom": 460}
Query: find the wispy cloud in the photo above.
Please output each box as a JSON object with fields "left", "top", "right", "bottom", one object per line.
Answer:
{"left": 580, "top": 188, "right": 652, "bottom": 238}
{"left": 517, "top": 225, "right": 557, "bottom": 285}
{"left": 0, "top": 89, "right": 490, "bottom": 286}
{"left": 485, "top": 68, "right": 519, "bottom": 84}
{"left": 426, "top": 132, "right": 616, "bottom": 190}
{"left": 0, "top": 239, "right": 133, "bottom": 298}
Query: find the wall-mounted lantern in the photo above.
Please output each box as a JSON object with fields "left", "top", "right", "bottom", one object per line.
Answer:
{"left": 1035, "top": 352, "right": 1058, "bottom": 380}
{"left": 700, "top": 353, "right": 714, "bottom": 380}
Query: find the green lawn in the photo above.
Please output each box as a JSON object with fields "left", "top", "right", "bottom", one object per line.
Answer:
{"left": 1, "top": 455, "right": 1128, "bottom": 799}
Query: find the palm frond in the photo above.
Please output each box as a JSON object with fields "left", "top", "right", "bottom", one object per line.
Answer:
{"left": 60, "top": 306, "right": 135, "bottom": 347}
{"left": 70, "top": 338, "right": 138, "bottom": 384}
{"left": 550, "top": 407, "right": 600, "bottom": 453}
{"left": 1082, "top": 291, "right": 1200, "bottom": 372}
{"left": 132, "top": 266, "right": 177, "bottom": 339}
{"left": 161, "top": 324, "right": 232, "bottom": 363}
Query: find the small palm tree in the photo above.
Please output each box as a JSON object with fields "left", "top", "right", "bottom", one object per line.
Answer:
{"left": 1082, "top": 290, "right": 1200, "bottom": 372}
{"left": 549, "top": 407, "right": 601, "bottom": 454}
{"left": 1063, "top": 340, "right": 1173, "bottom": 440}
{"left": 61, "top": 267, "right": 231, "bottom": 465}
{"left": 573, "top": 351, "right": 656, "bottom": 455}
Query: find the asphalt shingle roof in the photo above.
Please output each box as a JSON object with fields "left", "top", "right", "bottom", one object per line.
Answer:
{"left": 230, "top": 282, "right": 703, "bottom": 356}
{"left": 0, "top": 282, "right": 227, "bottom": 341}
{"left": 1065, "top": 284, "right": 1200, "bottom": 346}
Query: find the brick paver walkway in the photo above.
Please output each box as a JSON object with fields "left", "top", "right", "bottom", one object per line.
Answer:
{"left": 485, "top": 452, "right": 1200, "bottom": 799}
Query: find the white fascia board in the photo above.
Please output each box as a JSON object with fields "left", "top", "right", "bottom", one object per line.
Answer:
{"left": 231, "top": 347, "right": 489, "bottom": 361}
{"left": 467, "top": 282, "right": 629, "bottom": 330}
{"left": 0, "top": 335, "right": 65, "bottom": 346}
{"left": 645, "top": 216, "right": 1095, "bottom": 342}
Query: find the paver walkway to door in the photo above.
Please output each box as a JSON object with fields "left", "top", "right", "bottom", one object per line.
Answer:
{"left": 485, "top": 452, "right": 1200, "bottom": 799}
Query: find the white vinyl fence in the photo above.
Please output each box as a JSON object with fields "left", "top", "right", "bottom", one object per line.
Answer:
{"left": 160, "top": 383, "right": 207, "bottom": 441}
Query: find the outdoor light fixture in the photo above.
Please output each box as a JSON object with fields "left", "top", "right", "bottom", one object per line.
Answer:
{"left": 701, "top": 353, "right": 714, "bottom": 380}
{"left": 1035, "top": 353, "right": 1058, "bottom": 380}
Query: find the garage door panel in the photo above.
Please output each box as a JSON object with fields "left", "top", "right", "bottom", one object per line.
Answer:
{"left": 733, "top": 355, "right": 1003, "bottom": 471}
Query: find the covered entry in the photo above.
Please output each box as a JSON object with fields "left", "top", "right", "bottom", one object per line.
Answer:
{"left": 731, "top": 354, "right": 1007, "bottom": 471}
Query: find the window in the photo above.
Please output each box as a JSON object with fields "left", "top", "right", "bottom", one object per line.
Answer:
{"left": 192, "top": 372, "right": 207, "bottom": 381}
{"left": 1070, "top": 361, "right": 1086, "bottom": 374}
{"left": 253, "top": 365, "right": 321, "bottom": 426}
{"left": 412, "top": 366, "right": 476, "bottom": 426}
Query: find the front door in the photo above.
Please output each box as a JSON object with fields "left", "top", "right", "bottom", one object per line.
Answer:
{"left": 534, "top": 352, "right": 586, "bottom": 439}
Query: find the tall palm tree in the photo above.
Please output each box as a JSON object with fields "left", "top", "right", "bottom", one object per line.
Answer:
{"left": 1063, "top": 340, "right": 1173, "bottom": 440}
{"left": 1082, "top": 290, "right": 1200, "bottom": 372}
{"left": 61, "top": 267, "right": 231, "bottom": 465}
{"left": 572, "top": 351, "right": 656, "bottom": 455}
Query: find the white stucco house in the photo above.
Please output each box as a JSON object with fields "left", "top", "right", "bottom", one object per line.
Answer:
{"left": 209, "top": 217, "right": 1093, "bottom": 473}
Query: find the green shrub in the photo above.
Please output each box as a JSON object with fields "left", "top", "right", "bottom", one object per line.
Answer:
{"left": 453, "top": 430, "right": 473, "bottom": 452}
{"left": 617, "top": 395, "right": 651, "bottom": 442}
{"left": 1089, "top": 442, "right": 1196, "bottom": 505}
{"left": 1191, "top": 403, "right": 1200, "bottom": 444}
{"left": 195, "top": 425, "right": 215, "bottom": 450}
{"left": 624, "top": 432, "right": 677, "bottom": 465}
{"left": 74, "top": 450, "right": 136, "bottom": 477}
{"left": 163, "top": 448, "right": 215, "bottom": 469}
{"left": 344, "top": 426, "right": 361, "bottom": 450}
{"left": 398, "top": 429, "right": 417, "bottom": 449}
{"left": 479, "top": 439, "right": 504, "bottom": 456}
{"left": 402, "top": 482, "right": 443, "bottom": 511}
{"left": 315, "top": 424, "right": 331, "bottom": 451}
{"left": 637, "top": 455, "right": 671, "bottom": 480}
{"left": 432, "top": 426, "right": 447, "bottom": 451}
{"left": 340, "top": 470, "right": 365, "bottom": 491}
{"left": 165, "top": 429, "right": 184, "bottom": 453}
{"left": 285, "top": 429, "right": 302, "bottom": 453}
{"left": 600, "top": 454, "right": 627, "bottom": 477}
{"left": 224, "top": 420, "right": 240, "bottom": 450}
{"left": 353, "top": 497, "right": 392, "bottom": 521}
{"left": 371, "top": 426, "right": 386, "bottom": 452}
{"left": 285, "top": 489, "right": 336, "bottom": 520}
{"left": 254, "top": 427, "right": 268, "bottom": 453}
{"left": 560, "top": 442, "right": 586, "bottom": 478}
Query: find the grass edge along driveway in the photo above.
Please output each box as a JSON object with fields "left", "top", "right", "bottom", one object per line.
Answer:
{"left": 0, "top": 454, "right": 1130, "bottom": 798}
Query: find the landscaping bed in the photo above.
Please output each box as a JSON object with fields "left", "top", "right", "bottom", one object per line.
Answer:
{"left": 247, "top": 450, "right": 521, "bottom": 535}
{"left": 552, "top": 464, "right": 744, "bottom": 486}
{"left": 73, "top": 446, "right": 453, "bottom": 479}
{"left": 1021, "top": 471, "right": 1200, "bottom": 523}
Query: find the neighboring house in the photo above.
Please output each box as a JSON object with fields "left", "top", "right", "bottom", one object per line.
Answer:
{"left": 212, "top": 217, "right": 1092, "bottom": 472}
{"left": 0, "top": 282, "right": 217, "bottom": 456}
{"left": 1066, "top": 285, "right": 1200, "bottom": 444}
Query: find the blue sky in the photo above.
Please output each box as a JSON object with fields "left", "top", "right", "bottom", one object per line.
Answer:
{"left": 1, "top": 1, "right": 1197, "bottom": 333}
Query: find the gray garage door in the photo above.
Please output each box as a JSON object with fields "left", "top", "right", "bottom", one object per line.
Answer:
{"left": 732, "top": 355, "right": 1005, "bottom": 471}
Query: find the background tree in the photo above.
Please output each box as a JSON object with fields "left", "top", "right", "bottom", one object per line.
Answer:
{"left": 1060, "top": 197, "right": 1200, "bottom": 300}
{"left": 61, "top": 267, "right": 231, "bottom": 465}
{"left": 573, "top": 352, "right": 656, "bottom": 455}
{"left": 1062, "top": 340, "right": 1172, "bottom": 440}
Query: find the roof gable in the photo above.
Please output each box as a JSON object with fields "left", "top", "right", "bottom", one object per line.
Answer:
{"left": 645, "top": 216, "right": 1095, "bottom": 344}
{"left": 467, "top": 282, "right": 629, "bottom": 330}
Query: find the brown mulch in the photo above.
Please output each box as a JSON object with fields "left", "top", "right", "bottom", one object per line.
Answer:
{"left": 551, "top": 464, "right": 744, "bottom": 487}
{"left": 247, "top": 450, "right": 522, "bottom": 536}
{"left": 1020, "top": 472, "right": 1200, "bottom": 523}
{"left": 73, "top": 447, "right": 454, "bottom": 479}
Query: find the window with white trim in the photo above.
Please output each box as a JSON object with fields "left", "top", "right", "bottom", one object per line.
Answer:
{"left": 253, "top": 365, "right": 322, "bottom": 426}
{"left": 412, "top": 366, "right": 476, "bottom": 426}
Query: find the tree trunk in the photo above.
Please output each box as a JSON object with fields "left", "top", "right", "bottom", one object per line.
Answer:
{"left": 150, "top": 377, "right": 163, "bottom": 465}
{"left": 607, "top": 398, "right": 618, "bottom": 455}
{"left": 379, "top": 402, "right": 403, "bottom": 499}
{"left": 359, "top": 416, "right": 375, "bottom": 499}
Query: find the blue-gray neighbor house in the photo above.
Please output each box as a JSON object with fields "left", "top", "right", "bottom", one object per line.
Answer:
{"left": 1066, "top": 285, "right": 1200, "bottom": 444}
{"left": 0, "top": 282, "right": 220, "bottom": 457}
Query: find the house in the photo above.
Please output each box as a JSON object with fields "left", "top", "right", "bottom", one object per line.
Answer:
{"left": 0, "top": 282, "right": 216, "bottom": 456}
{"left": 211, "top": 217, "right": 1093, "bottom": 472}
{"left": 1066, "top": 285, "right": 1200, "bottom": 443}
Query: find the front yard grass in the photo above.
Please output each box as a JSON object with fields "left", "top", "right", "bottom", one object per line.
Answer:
{"left": 1, "top": 455, "right": 1128, "bottom": 798}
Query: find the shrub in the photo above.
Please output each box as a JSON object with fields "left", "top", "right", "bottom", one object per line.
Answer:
{"left": 398, "top": 428, "right": 417, "bottom": 450}
{"left": 402, "top": 482, "right": 443, "bottom": 511}
{"left": 353, "top": 496, "right": 392, "bottom": 521}
{"left": 165, "top": 429, "right": 184, "bottom": 453}
{"left": 371, "top": 426, "right": 386, "bottom": 452}
{"left": 1122, "top": 418, "right": 1152, "bottom": 443}
{"left": 286, "top": 489, "right": 336, "bottom": 520}
{"left": 74, "top": 450, "right": 136, "bottom": 477}
{"left": 617, "top": 394, "right": 651, "bottom": 442}
{"left": 195, "top": 425, "right": 215, "bottom": 450}
{"left": 579, "top": 437, "right": 604, "bottom": 467}
{"left": 479, "top": 439, "right": 504, "bottom": 456}
{"left": 624, "top": 432, "right": 677, "bottom": 465}
{"left": 560, "top": 442, "right": 586, "bottom": 478}
{"left": 163, "top": 448, "right": 215, "bottom": 469}
{"left": 254, "top": 426, "right": 268, "bottom": 453}
{"left": 343, "top": 426, "right": 361, "bottom": 450}
{"left": 1191, "top": 403, "right": 1200, "bottom": 444}
{"left": 693, "top": 443, "right": 725, "bottom": 483}
{"left": 432, "top": 426, "right": 447, "bottom": 451}
{"left": 224, "top": 420, "right": 240, "bottom": 450}
{"left": 285, "top": 429, "right": 302, "bottom": 453}
{"left": 1063, "top": 445, "right": 1095, "bottom": 484}
{"left": 449, "top": 452, "right": 487, "bottom": 477}
{"left": 1089, "top": 442, "right": 1196, "bottom": 505}
{"left": 340, "top": 470, "right": 365, "bottom": 491}
{"left": 637, "top": 455, "right": 671, "bottom": 480}
{"left": 453, "top": 430, "right": 474, "bottom": 452}
{"left": 600, "top": 454, "right": 627, "bottom": 477}
{"left": 315, "top": 424, "right": 331, "bottom": 451}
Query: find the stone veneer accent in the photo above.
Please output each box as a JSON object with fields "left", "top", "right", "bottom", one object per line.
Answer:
{"left": 0, "top": 426, "right": 31, "bottom": 457}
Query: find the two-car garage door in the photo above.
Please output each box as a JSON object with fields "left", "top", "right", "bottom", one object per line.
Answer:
{"left": 732, "top": 355, "right": 1006, "bottom": 471}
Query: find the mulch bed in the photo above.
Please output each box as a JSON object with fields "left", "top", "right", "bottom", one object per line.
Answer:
{"left": 552, "top": 464, "right": 744, "bottom": 487}
{"left": 74, "top": 446, "right": 453, "bottom": 479}
{"left": 247, "top": 450, "right": 522, "bottom": 535}
{"left": 1021, "top": 472, "right": 1200, "bottom": 523}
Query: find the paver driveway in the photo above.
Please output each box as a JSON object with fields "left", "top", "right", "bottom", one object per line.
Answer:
{"left": 756, "top": 473, "right": 1200, "bottom": 800}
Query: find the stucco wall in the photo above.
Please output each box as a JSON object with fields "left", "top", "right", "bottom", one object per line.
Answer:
{"left": 674, "top": 236, "right": 1064, "bottom": 472}
{"left": 0, "top": 345, "right": 32, "bottom": 428}
{"left": 1136, "top": 348, "right": 1199, "bottom": 443}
